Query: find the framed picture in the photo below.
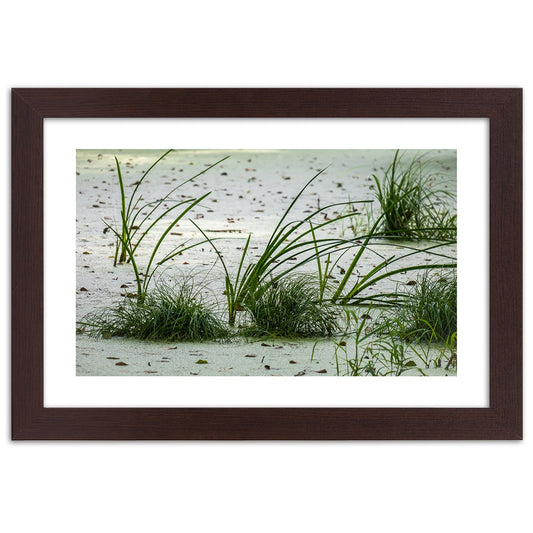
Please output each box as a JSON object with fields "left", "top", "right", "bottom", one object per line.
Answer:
{"left": 12, "top": 88, "right": 522, "bottom": 440}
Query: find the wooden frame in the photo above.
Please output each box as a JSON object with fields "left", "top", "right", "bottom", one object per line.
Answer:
{"left": 11, "top": 88, "right": 522, "bottom": 440}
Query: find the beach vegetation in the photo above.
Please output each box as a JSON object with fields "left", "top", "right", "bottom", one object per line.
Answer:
{"left": 78, "top": 279, "right": 228, "bottom": 342}
{"left": 383, "top": 271, "right": 457, "bottom": 342}
{"left": 78, "top": 149, "right": 457, "bottom": 376}
{"left": 193, "top": 168, "right": 369, "bottom": 326}
{"left": 241, "top": 275, "right": 340, "bottom": 338}
{"left": 107, "top": 150, "right": 227, "bottom": 303}
{"left": 372, "top": 150, "right": 456, "bottom": 240}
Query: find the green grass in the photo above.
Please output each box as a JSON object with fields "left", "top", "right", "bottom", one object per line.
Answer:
{"left": 107, "top": 150, "right": 228, "bottom": 303}
{"left": 331, "top": 308, "right": 419, "bottom": 376}
{"left": 333, "top": 329, "right": 448, "bottom": 376}
{"left": 193, "top": 168, "right": 367, "bottom": 325}
{"left": 327, "top": 226, "right": 457, "bottom": 306}
{"left": 384, "top": 271, "right": 457, "bottom": 342}
{"left": 241, "top": 276, "right": 341, "bottom": 337}
{"left": 81, "top": 154, "right": 458, "bottom": 353}
{"left": 78, "top": 280, "right": 228, "bottom": 342}
{"left": 372, "top": 150, "right": 456, "bottom": 240}
{"left": 330, "top": 308, "right": 375, "bottom": 375}
{"left": 336, "top": 270, "right": 458, "bottom": 375}
{"left": 331, "top": 292, "right": 458, "bottom": 375}
{"left": 113, "top": 149, "right": 173, "bottom": 266}
{"left": 332, "top": 335, "right": 419, "bottom": 376}
{"left": 193, "top": 166, "right": 455, "bottom": 323}
{"left": 324, "top": 151, "right": 457, "bottom": 305}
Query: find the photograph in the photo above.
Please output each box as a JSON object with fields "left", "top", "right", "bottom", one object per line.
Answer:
{"left": 76, "top": 148, "right": 457, "bottom": 377}
{"left": 3, "top": 3, "right": 528, "bottom": 532}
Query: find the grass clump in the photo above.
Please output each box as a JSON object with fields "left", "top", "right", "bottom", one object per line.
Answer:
{"left": 373, "top": 150, "right": 456, "bottom": 240}
{"left": 193, "top": 167, "right": 368, "bottom": 326}
{"left": 387, "top": 272, "right": 457, "bottom": 342}
{"left": 79, "top": 280, "right": 228, "bottom": 342}
{"left": 241, "top": 276, "right": 340, "bottom": 338}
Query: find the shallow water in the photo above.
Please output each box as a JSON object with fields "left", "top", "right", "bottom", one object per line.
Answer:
{"left": 76, "top": 149, "right": 457, "bottom": 376}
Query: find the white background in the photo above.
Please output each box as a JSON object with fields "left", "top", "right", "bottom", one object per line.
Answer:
{"left": 45, "top": 118, "right": 488, "bottom": 407}
{"left": 1, "top": 2, "right": 530, "bottom": 533}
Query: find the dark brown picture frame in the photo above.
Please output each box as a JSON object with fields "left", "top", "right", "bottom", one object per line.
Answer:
{"left": 11, "top": 88, "right": 522, "bottom": 440}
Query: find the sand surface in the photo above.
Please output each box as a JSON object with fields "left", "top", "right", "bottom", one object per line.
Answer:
{"left": 76, "top": 149, "right": 457, "bottom": 376}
